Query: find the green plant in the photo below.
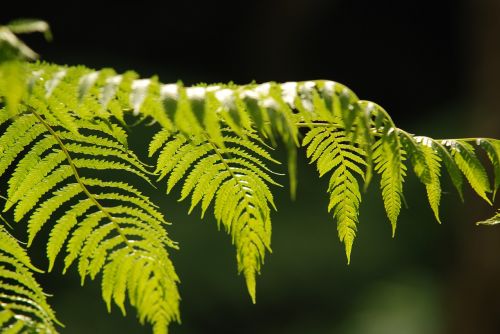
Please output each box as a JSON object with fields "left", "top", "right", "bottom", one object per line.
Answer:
{"left": 0, "top": 19, "right": 498, "bottom": 333}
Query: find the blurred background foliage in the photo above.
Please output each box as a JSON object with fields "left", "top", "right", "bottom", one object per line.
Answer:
{"left": 1, "top": 0, "right": 499, "bottom": 333}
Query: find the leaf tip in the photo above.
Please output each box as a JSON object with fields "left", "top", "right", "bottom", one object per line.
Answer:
{"left": 245, "top": 271, "right": 257, "bottom": 304}
{"left": 48, "top": 261, "right": 55, "bottom": 273}
{"left": 391, "top": 223, "right": 397, "bottom": 238}
{"left": 344, "top": 240, "right": 353, "bottom": 265}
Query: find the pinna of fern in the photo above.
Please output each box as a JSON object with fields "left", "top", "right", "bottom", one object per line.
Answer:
{"left": 0, "top": 225, "right": 59, "bottom": 333}
{"left": 477, "top": 210, "right": 500, "bottom": 225}
{"left": 0, "top": 99, "right": 181, "bottom": 333}
{"left": 149, "top": 127, "right": 281, "bottom": 303}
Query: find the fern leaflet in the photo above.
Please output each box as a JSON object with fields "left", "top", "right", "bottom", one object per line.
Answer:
{"left": 151, "top": 129, "right": 280, "bottom": 302}
{"left": 476, "top": 210, "right": 500, "bottom": 226}
{"left": 372, "top": 127, "right": 407, "bottom": 235}
{"left": 446, "top": 140, "right": 492, "bottom": 204}
{"left": 0, "top": 226, "right": 59, "bottom": 333}
{"left": 303, "top": 126, "right": 365, "bottom": 263}
{"left": 415, "top": 137, "right": 443, "bottom": 223}
{"left": 477, "top": 138, "right": 500, "bottom": 200}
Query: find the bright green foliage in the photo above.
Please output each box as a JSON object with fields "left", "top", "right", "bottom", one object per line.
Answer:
{"left": 303, "top": 126, "right": 365, "bottom": 263}
{"left": 0, "top": 41, "right": 498, "bottom": 333}
{"left": 433, "top": 140, "right": 465, "bottom": 201}
{"left": 478, "top": 138, "right": 500, "bottom": 200}
{"left": 477, "top": 210, "right": 500, "bottom": 226}
{"left": 150, "top": 129, "right": 280, "bottom": 302}
{"left": 0, "top": 108, "right": 180, "bottom": 332}
{"left": 0, "top": 226, "right": 58, "bottom": 333}
{"left": 448, "top": 140, "right": 492, "bottom": 204}
{"left": 403, "top": 135, "right": 444, "bottom": 223}
{"left": 373, "top": 128, "right": 407, "bottom": 236}
{"left": 417, "top": 138, "right": 443, "bottom": 223}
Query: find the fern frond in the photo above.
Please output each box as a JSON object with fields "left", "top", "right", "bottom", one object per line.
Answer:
{"left": 303, "top": 127, "right": 365, "bottom": 263}
{"left": 14, "top": 164, "right": 73, "bottom": 222}
{"left": 400, "top": 131, "right": 431, "bottom": 183}
{"left": 7, "top": 135, "right": 57, "bottom": 195}
{"left": 414, "top": 137, "right": 442, "bottom": 223}
{"left": 400, "top": 133, "right": 443, "bottom": 222}
{"left": 1, "top": 58, "right": 498, "bottom": 334}
{"left": 26, "top": 67, "right": 80, "bottom": 133}
{"left": 0, "top": 227, "right": 59, "bottom": 333}
{"left": 152, "top": 129, "right": 279, "bottom": 302}
{"left": 0, "top": 119, "right": 46, "bottom": 177}
{"left": 28, "top": 182, "right": 83, "bottom": 245}
{"left": 148, "top": 128, "right": 172, "bottom": 157}
{"left": 446, "top": 140, "right": 492, "bottom": 204}
{"left": 72, "top": 158, "right": 152, "bottom": 184}
{"left": 0, "top": 112, "right": 181, "bottom": 333}
{"left": 476, "top": 210, "right": 500, "bottom": 226}
{"left": 433, "top": 140, "right": 465, "bottom": 201}
{"left": 373, "top": 128, "right": 407, "bottom": 236}
{"left": 477, "top": 138, "right": 500, "bottom": 200}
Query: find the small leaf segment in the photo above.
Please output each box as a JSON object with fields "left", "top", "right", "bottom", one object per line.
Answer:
{"left": 0, "top": 226, "right": 59, "bottom": 333}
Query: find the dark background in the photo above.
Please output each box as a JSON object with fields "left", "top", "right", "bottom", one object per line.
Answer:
{"left": 2, "top": 1, "right": 500, "bottom": 333}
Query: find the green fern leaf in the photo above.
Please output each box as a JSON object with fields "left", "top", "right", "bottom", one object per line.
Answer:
{"left": 415, "top": 137, "right": 442, "bottom": 223}
{"left": 1, "top": 60, "right": 498, "bottom": 333}
{"left": 73, "top": 158, "right": 151, "bottom": 184}
{"left": 476, "top": 210, "right": 500, "bottom": 226}
{"left": 148, "top": 128, "right": 172, "bottom": 157}
{"left": 27, "top": 67, "right": 80, "bottom": 133}
{"left": 433, "top": 140, "right": 464, "bottom": 201}
{"left": 155, "top": 135, "right": 188, "bottom": 178}
{"left": 186, "top": 157, "right": 224, "bottom": 215}
{"left": 152, "top": 129, "right": 279, "bottom": 302}
{"left": 6, "top": 149, "right": 66, "bottom": 211}
{"left": 303, "top": 127, "right": 365, "bottom": 263}
{"left": 28, "top": 182, "right": 82, "bottom": 246}
{"left": 46, "top": 198, "right": 94, "bottom": 271}
{"left": 166, "top": 144, "right": 213, "bottom": 193}
{"left": 373, "top": 129, "right": 407, "bottom": 235}
{"left": 7, "top": 135, "right": 58, "bottom": 196}
{"left": 0, "top": 227, "right": 59, "bottom": 333}
{"left": 447, "top": 140, "right": 492, "bottom": 204}
{"left": 477, "top": 138, "right": 500, "bottom": 200}
{"left": 63, "top": 210, "right": 106, "bottom": 272}
{"left": 58, "top": 121, "right": 130, "bottom": 152}
{"left": 0, "top": 114, "right": 40, "bottom": 174}
{"left": 400, "top": 131, "right": 431, "bottom": 183}
{"left": 1, "top": 111, "right": 181, "bottom": 333}
{"left": 14, "top": 165, "right": 73, "bottom": 221}
{"left": 65, "top": 142, "right": 151, "bottom": 175}
{"left": 0, "top": 122, "right": 46, "bottom": 177}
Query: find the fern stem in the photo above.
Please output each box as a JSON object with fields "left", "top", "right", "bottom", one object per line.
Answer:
{"left": 203, "top": 134, "right": 253, "bottom": 210}
{"left": 204, "top": 133, "right": 240, "bottom": 183}
{"left": 434, "top": 137, "right": 497, "bottom": 142}
{"left": 31, "top": 110, "right": 132, "bottom": 248}
{"left": 295, "top": 122, "right": 340, "bottom": 128}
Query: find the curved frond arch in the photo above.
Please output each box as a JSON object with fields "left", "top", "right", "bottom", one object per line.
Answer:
{"left": 0, "top": 57, "right": 498, "bottom": 333}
